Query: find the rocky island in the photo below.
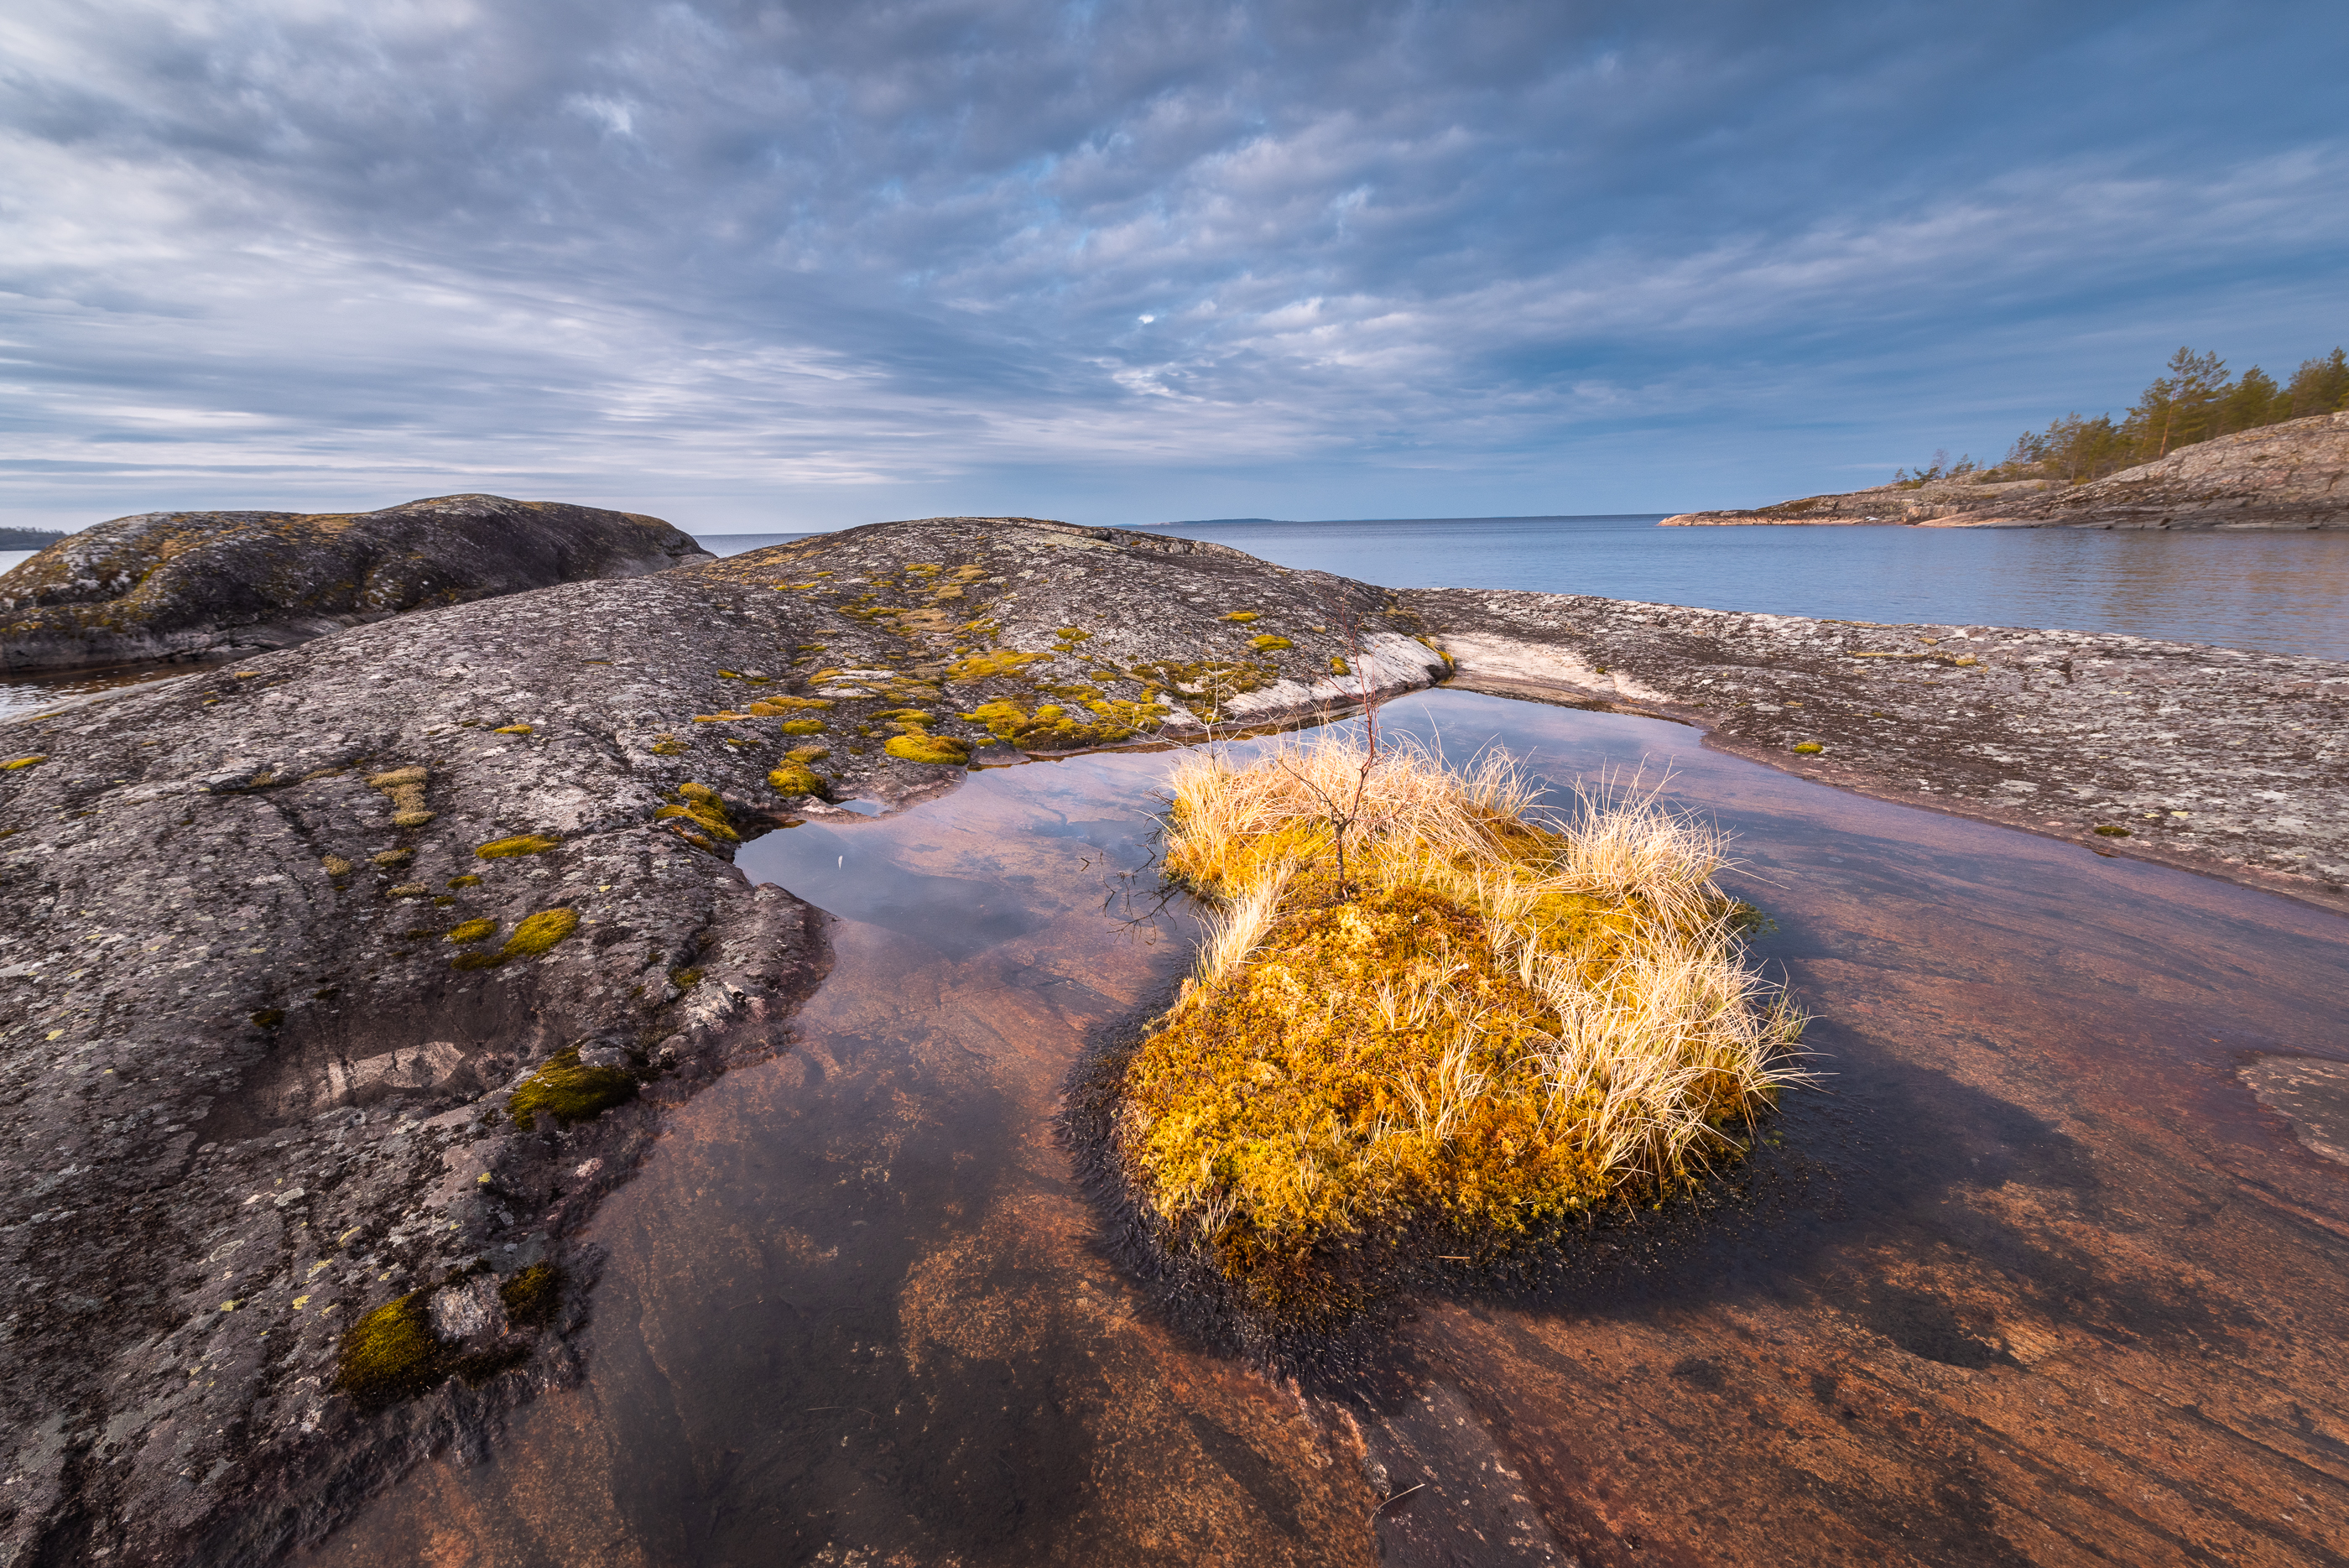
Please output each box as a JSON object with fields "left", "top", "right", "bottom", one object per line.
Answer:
{"left": 0, "top": 513, "right": 2341, "bottom": 1562}
{"left": 0, "top": 493, "right": 711, "bottom": 672}
{"left": 1660, "top": 408, "right": 2349, "bottom": 529}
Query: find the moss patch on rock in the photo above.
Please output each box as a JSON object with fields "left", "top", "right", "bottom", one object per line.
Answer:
{"left": 884, "top": 732, "right": 973, "bottom": 765}
{"left": 767, "top": 761, "right": 826, "bottom": 796}
{"left": 476, "top": 834, "right": 560, "bottom": 859}
{"left": 654, "top": 782, "right": 737, "bottom": 843}
{"left": 334, "top": 1292, "right": 441, "bottom": 1409}
{"left": 509, "top": 1046, "right": 636, "bottom": 1132}
{"left": 498, "top": 1263, "right": 562, "bottom": 1329}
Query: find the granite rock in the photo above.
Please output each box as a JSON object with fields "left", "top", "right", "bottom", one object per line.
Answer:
{"left": 0, "top": 494, "right": 712, "bottom": 672}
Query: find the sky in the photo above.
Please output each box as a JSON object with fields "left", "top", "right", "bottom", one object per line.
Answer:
{"left": 3, "top": 0, "right": 2346, "bottom": 536}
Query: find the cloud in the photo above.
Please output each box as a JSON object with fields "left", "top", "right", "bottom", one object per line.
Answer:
{"left": 1, "top": 0, "right": 2345, "bottom": 530}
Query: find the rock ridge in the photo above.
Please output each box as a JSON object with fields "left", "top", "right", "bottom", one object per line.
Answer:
{"left": 0, "top": 494, "right": 712, "bottom": 673}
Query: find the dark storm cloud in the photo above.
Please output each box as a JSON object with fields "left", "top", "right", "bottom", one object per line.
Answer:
{"left": 3, "top": 0, "right": 2345, "bottom": 529}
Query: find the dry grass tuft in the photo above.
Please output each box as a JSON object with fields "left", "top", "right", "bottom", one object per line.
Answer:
{"left": 1113, "top": 733, "right": 1806, "bottom": 1321}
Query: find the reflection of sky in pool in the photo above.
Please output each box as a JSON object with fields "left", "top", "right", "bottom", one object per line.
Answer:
{"left": 331, "top": 690, "right": 2349, "bottom": 1565}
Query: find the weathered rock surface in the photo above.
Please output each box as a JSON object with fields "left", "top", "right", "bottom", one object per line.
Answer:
{"left": 0, "top": 517, "right": 1447, "bottom": 1565}
{"left": 1408, "top": 589, "right": 2347, "bottom": 914}
{"left": 0, "top": 494, "right": 712, "bottom": 672}
{"left": 1660, "top": 409, "right": 2349, "bottom": 529}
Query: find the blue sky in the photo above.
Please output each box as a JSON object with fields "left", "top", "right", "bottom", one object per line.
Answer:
{"left": 3, "top": 0, "right": 2344, "bottom": 534}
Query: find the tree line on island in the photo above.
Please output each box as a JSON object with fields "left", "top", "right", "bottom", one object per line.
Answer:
{"left": 1898, "top": 343, "right": 2349, "bottom": 488}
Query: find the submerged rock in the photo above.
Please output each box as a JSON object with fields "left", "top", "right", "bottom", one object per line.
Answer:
{"left": 0, "top": 493, "right": 712, "bottom": 671}
{"left": 1660, "top": 409, "right": 2349, "bottom": 529}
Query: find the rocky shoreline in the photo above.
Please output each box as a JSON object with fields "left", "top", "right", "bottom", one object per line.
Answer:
{"left": 1660, "top": 409, "right": 2349, "bottom": 529}
{"left": 0, "top": 515, "right": 2340, "bottom": 1562}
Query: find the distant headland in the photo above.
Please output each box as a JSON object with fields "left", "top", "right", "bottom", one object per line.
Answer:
{"left": 1667, "top": 344, "right": 2349, "bottom": 530}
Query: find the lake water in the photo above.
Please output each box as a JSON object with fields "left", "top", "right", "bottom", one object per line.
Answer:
{"left": 701, "top": 515, "right": 2349, "bottom": 662}
{"left": 323, "top": 690, "right": 2349, "bottom": 1565}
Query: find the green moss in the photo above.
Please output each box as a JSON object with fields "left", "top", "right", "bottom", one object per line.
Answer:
{"left": 767, "top": 761, "right": 825, "bottom": 796}
{"left": 1792, "top": 742, "right": 1823, "bottom": 754}
{"left": 779, "top": 719, "right": 826, "bottom": 736}
{"left": 509, "top": 1046, "right": 635, "bottom": 1131}
{"left": 449, "top": 873, "right": 482, "bottom": 888}
{"left": 2095, "top": 825, "right": 2132, "bottom": 837}
{"left": 1249, "top": 634, "right": 1294, "bottom": 652}
{"left": 885, "top": 733, "right": 972, "bottom": 765}
{"left": 251, "top": 1008, "right": 284, "bottom": 1029}
{"left": 502, "top": 908, "right": 580, "bottom": 958}
{"left": 476, "top": 834, "right": 560, "bottom": 859}
{"left": 447, "top": 919, "right": 498, "bottom": 945}
{"left": 451, "top": 951, "right": 502, "bottom": 971}
{"left": 499, "top": 1263, "right": 560, "bottom": 1328}
{"left": 785, "top": 745, "right": 829, "bottom": 763}
{"left": 335, "top": 1292, "right": 444, "bottom": 1409}
{"left": 650, "top": 737, "right": 689, "bottom": 756}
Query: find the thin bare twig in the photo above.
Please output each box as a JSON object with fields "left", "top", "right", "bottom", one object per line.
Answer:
{"left": 1368, "top": 1482, "right": 1426, "bottom": 1527}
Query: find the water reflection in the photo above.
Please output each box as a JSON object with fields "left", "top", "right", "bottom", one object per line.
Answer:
{"left": 0, "top": 658, "right": 211, "bottom": 722}
{"left": 320, "top": 691, "right": 2349, "bottom": 1566}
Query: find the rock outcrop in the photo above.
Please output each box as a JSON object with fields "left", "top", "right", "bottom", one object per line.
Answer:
{"left": 0, "top": 494, "right": 712, "bottom": 672}
{"left": 1406, "top": 589, "right": 2346, "bottom": 912}
{"left": 1660, "top": 409, "right": 2349, "bottom": 529}
{"left": 0, "top": 516, "right": 1448, "bottom": 1566}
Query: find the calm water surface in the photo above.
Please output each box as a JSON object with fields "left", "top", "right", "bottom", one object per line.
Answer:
{"left": 325, "top": 691, "right": 2349, "bottom": 1566}
{"left": 696, "top": 517, "right": 2349, "bottom": 661}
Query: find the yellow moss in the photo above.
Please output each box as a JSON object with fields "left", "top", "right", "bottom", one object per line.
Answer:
{"left": 1221, "top": 611, "right": 1260, "bottom": 623}
{"left": 1792, "top": 742, "right": 1823, "bottom": 754}
{"left": 499, "top": 1263, "right": 561, "bottom": 1327}
{"left": 335, "top": 1291, "right": 442, "bottom": 1408}
{"left": 509, "top": 1046, "right": 634, "bottom": 1131}
{"left": 392, "top": 810, "right": 436, "bottom": 828}
{"left": 448, "top": 873, "right": 482, "bottom": 888}
{"left": 499, "top": 907, "right": 580, "bottom": 959}
{"left": 2, "top": 755, "right": 46, "bottom": 770}
{"left": 785, "top": 745, "right": 829, "bottom": 763}
{"left": 365, "top": 766, "right": 427, "bottom": 789}
{"left": 747, "top": 695, "right": 833, "bottom": 714}
{"left": 1250, "top": 634, "right": 1294, "bottom": 652}
{"left": 1331, "top": 655, "right": 1351, "bottom": 675}
{"left": 372, "top": 849, "right": 413, "bottom": 867}
{"left": 945, "top": 648, "right": 1049, "bottom": 683}
{"left": 494, "top": 724, "right": 534, "bottom": 735}
{"left": 447, "top": 919, "right": 498, "bottom": 945}
{"left": 694, "top": 711, "right": 756, "bottom": 723}
{"left": 650, "top": 737, "right": 689, "bottom": 757}
{"left": 767, "top": 761, "right": 825, "bottom": 796}
{"left": 656, "top": 784, "right": 737, "bottom": 842}
{"left": 885, "top": 733, "right": 972, "bottom": 765}
{"left": 321, "top": 855, "right": 355, "bottom": 877}
{"left": 476, "top": 834, "right": 560, "bottom": 858}
{"left": 779, "top": 718, "right": 826, "bottom": 736}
